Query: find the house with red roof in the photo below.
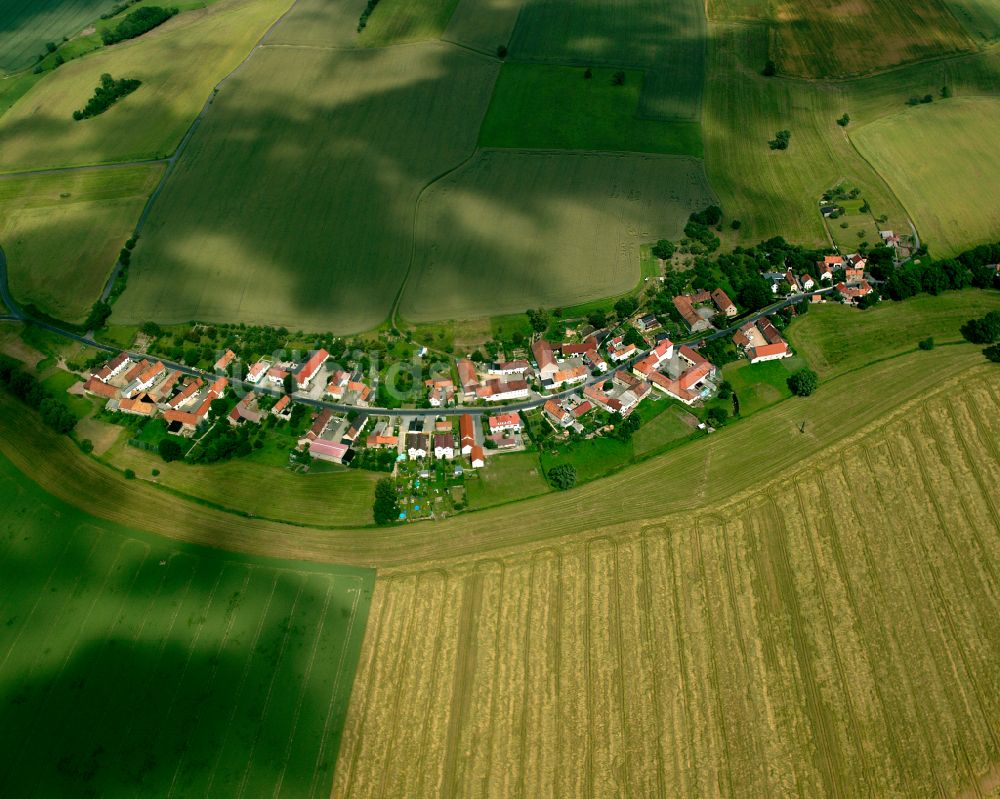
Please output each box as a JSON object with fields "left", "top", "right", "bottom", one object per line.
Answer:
{"left": 711, "top": 289, "right": 737, "bottom": 317}
{"left": 543, "top": 399, "right": 572, "bottom": 427}
{"left": 168, "top": 378, "right": 203, "bottom": 409}
{"left": 459, "top": 414, "right": 476, "bottom": 455}
{"left": 457, "top": 358, "right": 479, "bottom": 398}
{"left": 476, "top": 378, "right": 529, "bottom": 402}
{"left": 469, "top": 445, "right": 485, "bottom": 469}
{"left": 295, "top": 349, "right": 329, "bottom": 388}
{"left": 246, "top": 360, "right": 270, "bottom": 384}
{"left": 83, "top": 376, "right": 119, "bottom": 399}
{"left": 271, "top": 395, "right": 292, "bottom": 419}
{"left": 214, "top": 349, "right": 236, "bottom": 373}
{"left": 488, "top": 359, "right": 531, "bottom": 376}
{"left": 308, "top": 439, "right": 350, "bottom": 464}
{"left": 488, "top": 412, "right": 520, "bottom": 434}
{"left": 434, "top": 434, "right": 456, "bottom": 460}
{"left": 92, "top": 352, "right": 131, "bottom": 383}
{"left": 531, "top": 339, "right": 558, "bottom": 379}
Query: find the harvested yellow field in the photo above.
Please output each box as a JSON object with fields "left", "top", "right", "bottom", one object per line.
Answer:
{"left": 333, "top": 372, "right": 1000, "bottom": 797}
{"left": 772, "top": 0, "right": 977, "bottom": 78}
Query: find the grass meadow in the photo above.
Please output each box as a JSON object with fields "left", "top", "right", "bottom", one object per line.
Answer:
{"left": 852, "top": 97, "right": 1000, "bottom": 255}
{"left": 400, "top": 150, "right": 715, "bottom": 322}
{"left": 479, "top": 64, "right": 702, "bottom": 155}
{"left": 0, "top": 451, "right": 374, "bottom": 797}
{"left": 0, "top": 0, "right": 110, "bottom": 73}
{"left": 116, "top": 43, "right": 499, "bottom": 332}
{"left": 359, "top": 0, "right": 462, "bottom": 45}
{"left": 0, "top": 0, "right": 292, "bottom": 172}
{"left": 333, "top": 367, "right": 1000, "bottom": 796}
{"left": 0, "top": 165, "right": 162, "bottom": 322}
{"left": 442, "top": 0, "right": 521, "bottom": 52}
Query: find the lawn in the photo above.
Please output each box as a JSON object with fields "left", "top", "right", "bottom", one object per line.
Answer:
{"left": 0, "top": 450, "right": 374, "bottom": 797}
{"left": 852, "top": 97, "right": 1000, "bottom": 256}
{"left": 464, "top": 450, "right": 551, "bottom": 508}
{"left": 116, "top": 43, "right": 499, "bottom": 332}
{"left": 400, "top": 150, "right": 716, "bottom": 322}
{"left": 539, "top": 434, "right": 633, "bottom": 484}
{"left": 631, "top": 399, "right": 699, "bottom": 455}
{"left": 770, "top": 0, "right": 976, "bottom": 78}
{"left": 721, "top": 355, "right": 805, "bottom": 417}
{"left": 826, "top": 197, "right": 881, "bottom": 252}
{"left": 0, "top": 0, "right": 293, "bottom": 172}
{"left": 102, "top": 435, "right": 381, "bottom": 527}
{"left": 479, "top": 64, "right": 702, "bottom": 156}
{"left": 0, "top": 0, "right": 111, "bottom": 73}
{"left": 507, "top": 0, "right": 707, "bottom": 121}
{"left": 786, "top": 288, "right": 1000, "bottom": 379}
{"left": 359, "top": 0, "right": 461, "bottom": 45}
{"left": 0, "top": 165, "right": 162, "bottom": 323}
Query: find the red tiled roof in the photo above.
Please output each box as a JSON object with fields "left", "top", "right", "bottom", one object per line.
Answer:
{"left": 748, "top": 342, "right": 788, "bottom": 360}
{"left": 296, "top": 349, "right": 329, "bottom": 385}
{"left": 272, "top": 395, "right": 291, "bottom": 413}
{"left": 460, "top": 414, "right": 476, "bottom": 447}
{"left": 214, "top": 349, "right": 236, "bottom": 371}
{"left": 457, "top": 358, "right": 478, "bottom": 389}
{"left": 711, "top": 288, "right": 736, "bottom": 312}
{"left": 470, "top": 444, "right": 485, "bottom": 463}
{"left": 84, "top": 376, "right": 118, "bottom": 399}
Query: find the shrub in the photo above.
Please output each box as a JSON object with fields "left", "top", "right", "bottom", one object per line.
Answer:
{"left": 706, "top": 406, "right": 728, "bottom": 427}
{"left": 769, "top": 129, "right": 791, "bottom": 150}
{"left": 918, "top": 336, "right": 935, "bottom": 350}
{"left": 548, "top": 464, "right": 577, "bottom": 490}
{"left": 496, "top": 45, "right": 507, "bottom": 59}
{"left": 984, "top": 343, "right": 1000, "bottom": 362}
{"left": 837, "top": 113, "right": 850, "bottom": 126}
{"left": 158, "top": 438, "right": 183, "bottom": 462}
{"left": 80, "top": 439, "right": 94, "bottom": 454}
{"left": 124, "top": 468, "right": 136, "bottom": 479}
{"left": 73, "top": 73, "right": 141, "bottom": 120}
{"left": 152, "top": 468, "right": 160, "bottom": 476}
{"left": 612, "top": 70, "right": 625, "bottom": 86}
{"left": 102, "top": 6, "right": 178, "bottom": 45}
{"left": 762, "top": 60, "right": 776, "bottom": 76}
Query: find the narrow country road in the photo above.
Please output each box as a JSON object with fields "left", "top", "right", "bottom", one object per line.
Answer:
{"left": 0, "top": 240, "right": 827, "bottom": 417}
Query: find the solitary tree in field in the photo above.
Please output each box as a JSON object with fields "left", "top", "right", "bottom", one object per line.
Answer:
{"left": 941, "top": 85, "right": 952, "bottom": 98}
{"left": 496, "top": 45, "right": 507, "bottom": 59}
{"left": 762, "top": 60, "right": 776, "bottom": 76}
{"left": 787, "top": 368, "right": 819, "bottom": 397}
{"left": 769, "top": 129, "right": 791, "bottom": 150}
{"left": 548, "top": 464, "right": 577, "bottom": 490}
{"left": 837, "top": 113, "right": 850, "bottom": 126}
{"left": 918, "top": 337, "right": 935, "bottom": 350}
{"left": 584, "top": 67, "right": 592, "bottom": 79}
{"left": 612, "top": 70, "right": 626, "bottom": 86}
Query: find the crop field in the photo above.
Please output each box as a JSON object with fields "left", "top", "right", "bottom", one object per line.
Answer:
{"left": 0, "top": 165, "right": 162, "bottom": 322}
{"left": 399, "top": 150, "right": 715, "bottom": 322}
{"left": 478, "top": 64, "right": 701, "bottom": 155}
{"left": 442, "top": 0, "right": 522, "bottom": 53}
{"left": 0, "top": 451, "right": 374, "bottom": 797}
{"left": 0, "top": 0, "right": 292, "bottom": 172}
{"left": 116, "top": 43, "right": 498, "bottom": 332}
{"left": 265, "top": 0, "right": 371, "bottom": 47}
{"left": 946, "top": 0, "right": 1000, "bottom": 41}
{"left": 0, "top": 0, "right": 110, "bottom": 73}
{"left": 359, "top": 0, "right": 461, "bottom": 45}
{"left": 507, "top": 0, "right": 707, "bottom": 121}
{"left": 786, "top": 289, "right": 1000, "bottom": 378}
{"left": 852, "top": 97, "right": 1000, "bottom": 256}
{"left": 333, "top": 369, "right": 1000, "bottom": 797}
{"left": 771, "top": 0, "right": 977, "bottom": 78}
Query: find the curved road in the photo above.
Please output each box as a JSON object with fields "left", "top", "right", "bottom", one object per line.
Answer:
{"left": 1, "top": 241, "right": 828, "bottom": 417}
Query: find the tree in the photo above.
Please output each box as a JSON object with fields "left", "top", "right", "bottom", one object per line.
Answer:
{"left": 717, "top": 380, "right": 733, "bottom": 399}
{"left": 373, "top": 478, "right": 401, "bottom": 524}
{"left": 612, "top": 412, "right": 641, "bottom": 441}
{"left": 496, "top": 45, "right": 507, "bottom": 59}
{"left": 837, "top": 113, "right": 850, "bottom": 126}
{"left": 283, "top": 372, "right": 294, "bottom": 395}
{"left": 39, "top": 398, "right": 76, "bottom": 434}
{"left": 730, "top": 219, "right": 742, "bottom": 230}
{"left": 960, "top": 310, "right": 1000, "bottom": 344}
{"left": 158, "top": 438, "right": 183, "bottom": 462}
{"left": 762, "top": 60, "right": 776, "bottom": 76}
{"left": 983, "top": 343, "right": 1000, "bottom": 362}
{"left": 587, "top": 309, "right": 608, "bottom": 328}
{"left": 941, "top": 85, "right": 952, "bottom": 98}
{"left": 611, "top": 70, "right": 625, "bottom": 86}
{"left": 769, "top": 129, "right": 792, "bottom": 150}
{"left": 651, "top": 239, "right": 675, "bottom": 260}
{"left": 584, "top": 67, "right": 592, "bottom": 79}
{"left": 614, "top": 296, "right": 639, "bottom": 319}
{"left": 548, "top": 464, "right": 577, "bottom": 490}
{"left": 918, "top": 336, "right": 935, "bottom": 350}
{"left": 526, "top": 308, "right": 548, "bottom": 333}
{"left": 210, "top": 398, "right": 229, "bottom": 419}
{"left": 80, "top": 439, "right": 94, "bottom": 454}
{"left": 706, "top": 406, "right": 728, "bottom": 427}
{"left": 124, "top": 468, "right": 136, "bottom": 480}
{"left": 787, "top": 368, "right": 819, "bottom": 397}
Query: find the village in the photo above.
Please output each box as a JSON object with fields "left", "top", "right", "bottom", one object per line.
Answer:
{"left": 71, "top": 248, "right": 879, "bottom": 518}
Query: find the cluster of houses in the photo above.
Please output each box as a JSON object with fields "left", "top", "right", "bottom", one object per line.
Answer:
{"left": 732, "top": 317, "right": 792, "bottom": 363}
{"left": 763, "top": 253, "right": 873, "bottom": 306}
{"left": 672, "top": 288, "right": 738, "bottom": 333}
{"left": 83, "top": 351, "right": 232, "bottom": 436}
{"left": 396, "top": 413, "right": 486, "bottom": 468}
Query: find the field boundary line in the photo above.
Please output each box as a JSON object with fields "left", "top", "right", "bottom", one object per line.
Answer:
{"left": 0, "top": 159, "right": 168, "bottom": 180}
{"left": 790, "top": 477, "right": 874, "bottom": 794}
{"left": 202, "top": 571, "right": 280, "bottom": 796}
{"left": 165, "top": 564, "right": 253, "bottom": 796}
{"left": 236, "top": 575, "right": 307, "bottom": 798}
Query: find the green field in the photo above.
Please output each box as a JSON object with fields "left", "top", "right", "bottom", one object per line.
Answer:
{"left": 0, "top": 450, "right": 374, "bottom": 797}
{"left": 400, "top": 150, "right": 716, "bottom": 322}
{"left": 507, "top": 0, "right": 707, "bottom": 121}
{"left": 721, "top": 355, "right": 805, "bottom": 417}
{"left": 116, "top": 43, "right": 499, "bottom": 332}
{"left": 0, "top": 0, "right": 291, "bottom": 172}
{"left": 852, "top": 97, "right": 1000, "bottom": 256}
{"left": 631, "top": 401, "right": 698, "bottom": 455}
{"left": 265, "top": 0, "right": 370, "bottom": 48}
{"left": 0, "top": 0, "right": 111, "bottom": 73}
{"left": 442, "top": 0, "right": 521, "bottom": 52}
{"left": 479, "top": 64, "right": 702, "bottom": 155}
{"left": 359, "top": 0, "right": 461, "bottom": 45}
{"left": 464, "top": 450, "right": 551, "bottom": 508}
{"left": 786, "top": 289, "right": 1000, "bottom": 379}
{"left": 0, "top": 165, "right": 162, "bottom": 322}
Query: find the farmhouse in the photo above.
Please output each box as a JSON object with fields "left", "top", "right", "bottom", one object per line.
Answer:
{"left": 271, "top": 395, "right": 292, "bottom": 419}
{"left": 547, "top": 364, "right": 588, "bottom": 390}
{"left": 531, "top": 339, "right": 558, "bottom": 379}
{"left": 489, "top": 360, "right": 531, "bottom": 376}
{"left": 83, "top": 376, "right": 119, "bottom": 399}
{"left": 116, "top": 394, "right": 157, "bottom": 417}
{"left": 228, "top": 395, "right": 264, "bottom": 426}
{"left": 477, "top": 378, "right": 529, "bottom": 402}
{"left": 91, "top": 352, "right": 131, "bottom": 383}
{"left": 295, "top": 348, "right": 329, "bottom": 388}
{"left": 489, "top": 412, "right": 520, "bottom": 434}
{"left": 572, "top": 400, "right": 593, "bottom": 419}
{"left": 426, "top": 377, "right": 456, "bottom": 407}
{"left": 457, "top": 358, "right": 479, "bottom": 398}
{"left": 308, "top": 439, "right": 350, "bottom": 464}
{"left": 162, "top": 397, "right": 212, "bottom": 435}
{"left": 168, "top": 378, "right": 203, "bottom": 409}
{"left": 246, "top": 360, "right": 270, "bottom": 384}
{"left": 836, "top": 280, "right": 874, "bottom": 305}
{"left": 303, "top": 408, "right": 333, "bottom": 442}
{"left": 214, "top": 349, "right": 236, "bottom": 372}
{"left": 817, "top": 255, "right": 844, "bottom": 281}
{"left": 147, "top": 370, "right": 182, "bottom": 403}
{"left": 343, "top": 415, "right": 369, "bottom": 443}
{"left": 711, "top": 288, "right": 737, "bottom": 317}
{"left": 469, "top": 445, "right": 485, "bottom": 468}
{"left": 266, "top": 366, "right": 289, "bottom": 387}
{"left": 544, "top": 399, "right": 572, "bottom": 427}
{"left": 561, "top": 336, "right": 598, "bottom": 357}
{"left": 459, "top": 414, "right": 476, "bottom": 454}
{"left": 584, "top": 384, "right": 622, "bottom": 414}
{"left": 583, "top": 348, "right": 608, "bottom": 372}
{"left": 488, "top": 433, "right": 518, "bottom": 450}
{"left": 635, "top": 314, "right": 660, "bottom": 333}
{"left": 672, "top": 293, "right": 713, "bottom": 332}
{"left": 606, "top": 335, "right": 637, "bottom": 362}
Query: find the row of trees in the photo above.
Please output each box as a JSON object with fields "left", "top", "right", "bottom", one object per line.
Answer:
{"left": 101, "top": 6, "right": 178, "bottom": 45}
{"left": 0, "top": 356, "right": 78, "bottom": 435}
{"left": 73, "top": 73, "right": 141, "bottom": 121}
{"left": 883, "top": 242, "right": 1000, "bottom": 302}
{"left": 960, "top": 310, "right": 1000, "bottom": 362}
